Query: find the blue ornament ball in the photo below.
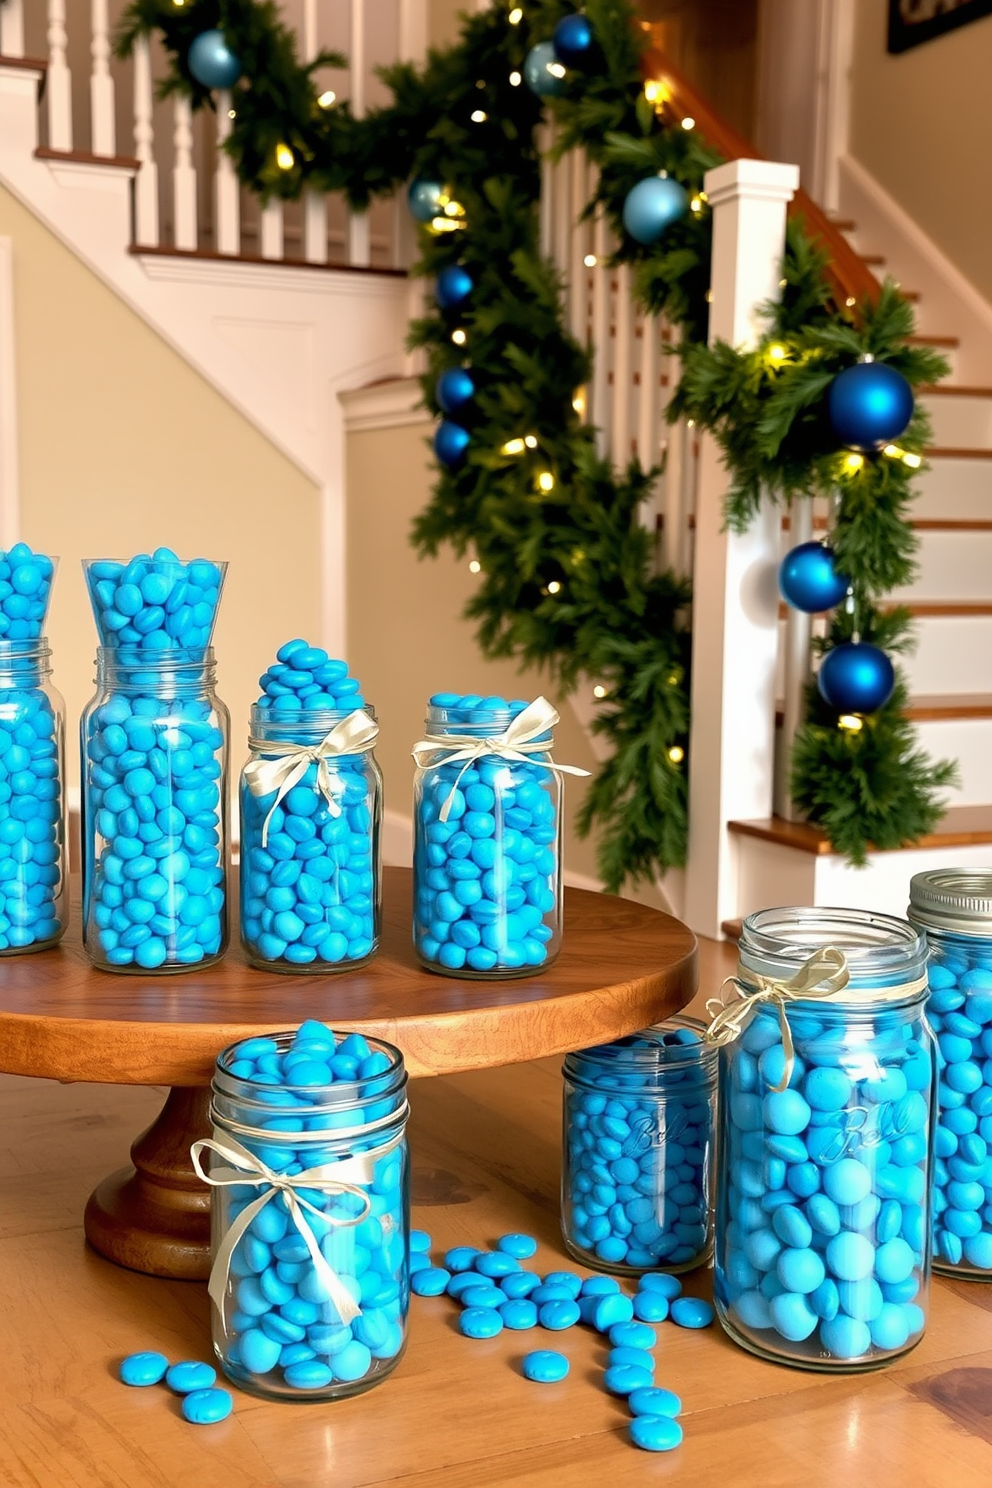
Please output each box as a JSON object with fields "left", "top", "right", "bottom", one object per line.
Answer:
{"left": 553, "top": 15, "right": 594, "bottom": 67}
{"left": 187, "top": 30, "right": 242, "bottom": 91}
{"left": 524, "top": 42, "right": 567, "bottom": 98}
{"left": 828, "top": 361, "right": 914, "bottom": 452}
{"left": 436, "top": 264, "right": 473, "bottom": 310}
{"left": 408, "top": 179, "right": 445, "bottom": 224}
{"left": 779, "top": 542, "right": 850, "bottom": 614}
{"left": 817, "top": 642, "right": 895, "bottom": 715}
{"left": 434, "top": 420, "right": 470, "bottom": 468}
{"left": 622, "top": 175, "right": 689, "bottom": 246}
{"left": 436, "top": 368, "right": 475, "bottom": 416}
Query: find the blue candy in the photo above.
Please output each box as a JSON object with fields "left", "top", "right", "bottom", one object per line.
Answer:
{"left": 119, "top": 1350, "right": 169, "bottom": 1386}
{"left": 84, "top": 552, "right": 224, "bottom": 654}
{"left": 521, "top": 1349, "right": 569, "bottom": 1382}
{"left": 628, "top": 1385, "right": 682, "bottom": 1418}
{"left": 629, "top": 1415, "right": 683, "bottom": 1452}
{"left": 165, "top": 1361, "right": 217, "bottom": 1394}
{"left": 181, "top": 1387, "right": 233, "bottom": 1424}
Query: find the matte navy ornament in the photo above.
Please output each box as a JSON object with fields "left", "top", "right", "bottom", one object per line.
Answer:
{"left": 818, "top": 642, "right": 895, "bottom": 715}
{"left": 435, "top": 264, "right": 473, "bottom": 310}
{"left": 434, "top": 420, "right": 470, "bottom": 468}
{"left": 828, "top": 360, "right": 914, "bottom": 452}
{"left": 553, "top": 14, "right": 594, "bottom": 67}
{"left": 524, "top": 42, "right": 567, "bottom": 97}
{"left": 622, "top": 175, "right": 689, "bottom": 246}
{"left": 188, "top": 30, "right": 242, "bottom": 90}
{"left": 408, "top": 179, "right": 445, "bottom": 223}
{"left": 779, "top": 542, "right": 850, "bottom": 614}
{"left": 436, "top": 368, "right": 475, "bottom": 416}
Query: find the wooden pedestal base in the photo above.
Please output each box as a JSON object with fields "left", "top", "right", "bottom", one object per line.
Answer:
{"left": 83, "top": 1086, "right": 212, "bottom": 1280}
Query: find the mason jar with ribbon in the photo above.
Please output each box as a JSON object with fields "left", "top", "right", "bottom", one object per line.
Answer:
{"left": 192, "top": 1026, "right": 409, "bottom": 1402}
{"left": 707, "top": 906, "right": 936, "bottom": 1372}
{"left": 239, "top": 705, "right": 382, "bottom": 972}
{"left": 411, "top": 693, "right": 589, "bottom": 978}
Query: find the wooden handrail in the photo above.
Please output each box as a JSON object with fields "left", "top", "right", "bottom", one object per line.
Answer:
{"left": 639, "top": 39, "right": 880, "bottom": 311}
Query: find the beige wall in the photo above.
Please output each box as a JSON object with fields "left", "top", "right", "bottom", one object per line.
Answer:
{"left": 345, "top": 418, "right": 669, "bottom": 912}
{"left": 0, "top": 183, "right": 321, "bottom": 794}
{"left": 850, "top": 0, "right": 992, "bottom": 303}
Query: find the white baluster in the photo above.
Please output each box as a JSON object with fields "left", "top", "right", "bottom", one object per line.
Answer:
{"left": 589, "top": 207, "right": 610, "bottom": 455}
{"left": 46, "top": 0, "right": 72, "bottom": 151}
{"left": 399, "top": 0, "right": 428, "bottom": 61}
{"left": 90, "top": 0, "right": 115, "bottom": 156}
{"left": 302, "top": 0, "right": 328, "bottom": 264}
{"left": 347, "top": 0, "right": 370, "bottom": 266}
{"left": 131, "top": 35, "right": 159, "bottom": 246}
{"left": 539, "top": 124, "right": 554, "bottom": 262}
{"left": 611, "top": 264, "right": 633, "bottom": 467}
{"left": 637, "top": 311, "right": 661, "bottom": 468}
{"left": 568, "top": 151, "right": 588, "bottom": 347}
{"left": 172, "top": 96, "right": 197, "bottom": 250}
{"left": 0, "top": 0, "right": 25, "bottom": 57}
{"left": 260, "top": 200, "right": 284, "bottom": 260}
{"left": 215, "top": 90, "right": 240, "bottom": 256}
{"left": 775, "top": 497, "right": 814, "bottom": 819}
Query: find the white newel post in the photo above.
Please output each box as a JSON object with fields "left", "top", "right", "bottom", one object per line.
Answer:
{"left": 683, "top": 158, "right": 799, "bottom": 940}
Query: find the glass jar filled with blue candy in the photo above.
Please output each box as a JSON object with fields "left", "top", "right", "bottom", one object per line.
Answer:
{"left": 0, "top": 543, "right": 66, "bottom": 952}
{"left": 81, "top": 551, "right": 229, "bottom": 972}
{"left": 412, "top": 693, "right": 565, "bottom": 977}
{"left": 908, "top": 868, "right": 992, "bottom": 1280}
{"left": 562, "top": 1019, "right": 718, "bottom": 1275}
{"left": 198, "top": 1021, "right": 409, "bottom": 1402}
{"left": 713, "top": 907, "right": 935, "bottom": 1371}
{"left": 240, "top": 640, "right": 381, "bottom": 972}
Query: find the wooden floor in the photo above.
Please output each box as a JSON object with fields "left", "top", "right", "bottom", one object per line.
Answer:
{"left": 3, "top": 937, "right": 992, "bottom": 1487}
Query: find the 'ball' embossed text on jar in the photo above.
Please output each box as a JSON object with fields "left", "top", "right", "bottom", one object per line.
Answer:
{"left": 199, "top": 1031, "right": 409, "bottom": 1402}
{"left": 714, "top": 907, "right": 936, "bottom": 1371}
{"left": 908, "top": 869, "right": 992, "bottom": 1279}
{"left": 562, "top": 1018, "right": 718, "bottom": 1274}
{"left": 412, "top": 697, "right": 563, "bottom": 977}
{"left": 239, "top": 706, "right": 382, "bottom": 972}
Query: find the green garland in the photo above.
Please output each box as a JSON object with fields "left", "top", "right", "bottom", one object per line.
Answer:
{"left": 118, "top": 0, "right": 955, "bottom": 887}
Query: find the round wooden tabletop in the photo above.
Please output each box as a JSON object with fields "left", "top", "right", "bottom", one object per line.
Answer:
{"left": 0, "top": 867, "right": 697, "bottom": 1083}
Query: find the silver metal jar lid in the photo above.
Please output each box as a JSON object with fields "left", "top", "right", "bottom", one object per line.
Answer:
{"left": 908, "top": 869, "right": 992, "bottom": 937}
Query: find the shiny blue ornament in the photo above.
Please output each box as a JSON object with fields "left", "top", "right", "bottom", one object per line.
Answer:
{"left": 434, "top": 420, "right": 470, "bottom": 468}
{"left": 436, "top": 368, "right": 475, "bottom": 415}
{"left": 524, "top": 42, "right": 567, "bottom": 97}
{"left": 818, "top": 642, "right": 895, "bottom": 715}
{"left": 553, "top": 15, "right": 594, "bottom": 67}
{"left": 779, "top": 542, "right": 850, "bottom": 614}
{"left": 622, "top": 175, "right": 689, "bottom": 246}
{"left": 408, "top": 179, "right": 445, "bottom": 224}
{"left": 187, "top": 30, "right": 242, "bottom": 91}
{"left": 436, "top": 265, "right": 473, "bottom": 310}
{"left": 828, "top": 361, "right": 914, "bottom": 452}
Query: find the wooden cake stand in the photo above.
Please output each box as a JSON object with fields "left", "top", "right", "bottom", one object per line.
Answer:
{"left": 0, "top": 867, "right": 696, "bottom": 1281}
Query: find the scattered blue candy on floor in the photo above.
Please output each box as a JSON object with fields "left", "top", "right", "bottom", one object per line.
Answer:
{"left": 119, "top": 1351, "right": 169, "bottom": 1387}
{"left": 240, "top": 642, "right": 376, "bottom": 970}
{"left": 629, "top": 1414, "right": 683, "bottom": 1452}
{"left": 670, "top": 1297, "right": 714, "bottom": 1329}
{"left": 498, "top": 1233, "right": 539, "bottom": 1259}
{"left": 413, "top": 693, "right": 558, "bottom": 976}
{"left": 628, "top": 1385, "right": 682, "bottom": 1418}
{"left": 522, "top": 1350, "right": 569, "bottom": 1383}
{"left": 181, "top": 1387, "right": 234, "bottom": 1425}
{"left": 165, "top": 1361, "right": 217, "bottom": 1394}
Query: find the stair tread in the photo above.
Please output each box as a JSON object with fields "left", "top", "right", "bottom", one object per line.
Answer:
{"left": 0, "top": 54, "right": 47, "bottom": 72}
{"left": 905, "top": 334, "right": 960, "bottom": 348}
{"left": 131, "top": 244, "right": 407, "bottom": 278}
{"left": 36, "top": 146, "right": 140, "bottom": 171}
{"left": 781, "top": 516, "right": 992, "bottom": 532}
{"left": 925, "top": 446, "right": 992, "bottom": 459}
{"left": 920, "top": 384, "right": 992, "bottom": 398}
{"left": 774, "top": 694, "right": 992, "bottom": 725}
{"left": 729, "top": 805, "right": 992, "bottom": 856}
{"left": 778, "top": 600, "right": 992, "bottom": 620}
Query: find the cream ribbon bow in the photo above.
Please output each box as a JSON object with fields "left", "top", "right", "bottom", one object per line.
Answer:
{"left": 244, "top": 709, "right": 378, "bottom": 846}
{"left": 190, "top": 1122, "right": 404, "bottom": 1333}
{"left": 702, "top": 945, "right": 851, "bottom": 1092}
{"left": 411, "top": 696, "right": 589, "bottom": 822}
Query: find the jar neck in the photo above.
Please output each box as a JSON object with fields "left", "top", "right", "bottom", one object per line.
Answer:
{"left": 564, "top": 1017, "right": 718, "bottom": 1091}
{"left": 249, "top": 704, "right": 377, "bottom": 745}
{"left": 424, "top": 703, "right": 552, "bottom": 743}
{"left": 739, "top": 906, "right": 926, "bottom": 993}
{"left": 95, "top": 645, "right": 217, "bottom": 694}
{"left": 0, "top": 638, "right": 52, "bottom": 682}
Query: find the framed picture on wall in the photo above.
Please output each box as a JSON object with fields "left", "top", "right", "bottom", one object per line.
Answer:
{"left": 888, "top": 0, "right": 992, "bottom": 53}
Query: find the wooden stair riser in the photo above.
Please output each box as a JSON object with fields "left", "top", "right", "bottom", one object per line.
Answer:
{"left": 913, "top": 717, "right": 992, "bottom": 806}
{"left": 887, "top": 527, "right": 992, "bottom": 603}
{"left": 910, "top": 456, "right": 992, "bottom": 521}
{"left": 774, "top": 612, "right": 992, "bottom": 699}
{"left": 922, "top": 390, "right": 992, "bottom": 448}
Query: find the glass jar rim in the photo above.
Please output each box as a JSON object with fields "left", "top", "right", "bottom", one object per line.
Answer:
{"left": 563, "top": 1016, "right": 718, "bottom": 1081}
{"left": 908, "top": 869, "right": 992, "bottom": 938}
{"left": 95, "top": 643, "right": 217, "bottom": 675}
{"left": 739, "top": 906, "right": 926, "bottom": 991}
{"left": 0, "top": 637, "right": 52, "bottom": 664}
{"left": 249, "top": 702, "right": 377, "bottom": 731}
{"left": 213, "top": 1029, "right": 405, "bottom": 1106}
{"left": 424, "top": 701, "right": 552, "bottom": 740}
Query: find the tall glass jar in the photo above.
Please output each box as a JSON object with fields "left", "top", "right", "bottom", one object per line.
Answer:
{"left": 562, "top": 1018, "right": 719, "bottom": 1275}
{"left": 0, "top": 639, "right": 67, "bottom": 952}
{"left": 198, "top": 1029, "right": 409, "bottom": 1402}
{"left": 80, "top": 647, "right": 229, "bottom": 971}
{"left": 239, "top": 706, "right": 382, "bottom": 971}
{"left": 412, "top": 697, "right": 562, "bottom": 977}
{"left": 714, "top": 907, "right": 935, "bottom": 1371}
{"left": 908, "top": 869, "right": 992, "bottom": 1279}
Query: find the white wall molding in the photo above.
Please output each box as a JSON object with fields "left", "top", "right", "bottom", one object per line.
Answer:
{"left": 839, "top": 153, "right": 992, "bottom": 384}
{"left": 0, "top": 236, "right": 19, "bottom": 545}
{"left": 339, "top": 375, "right": 425, "bottom": 433}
